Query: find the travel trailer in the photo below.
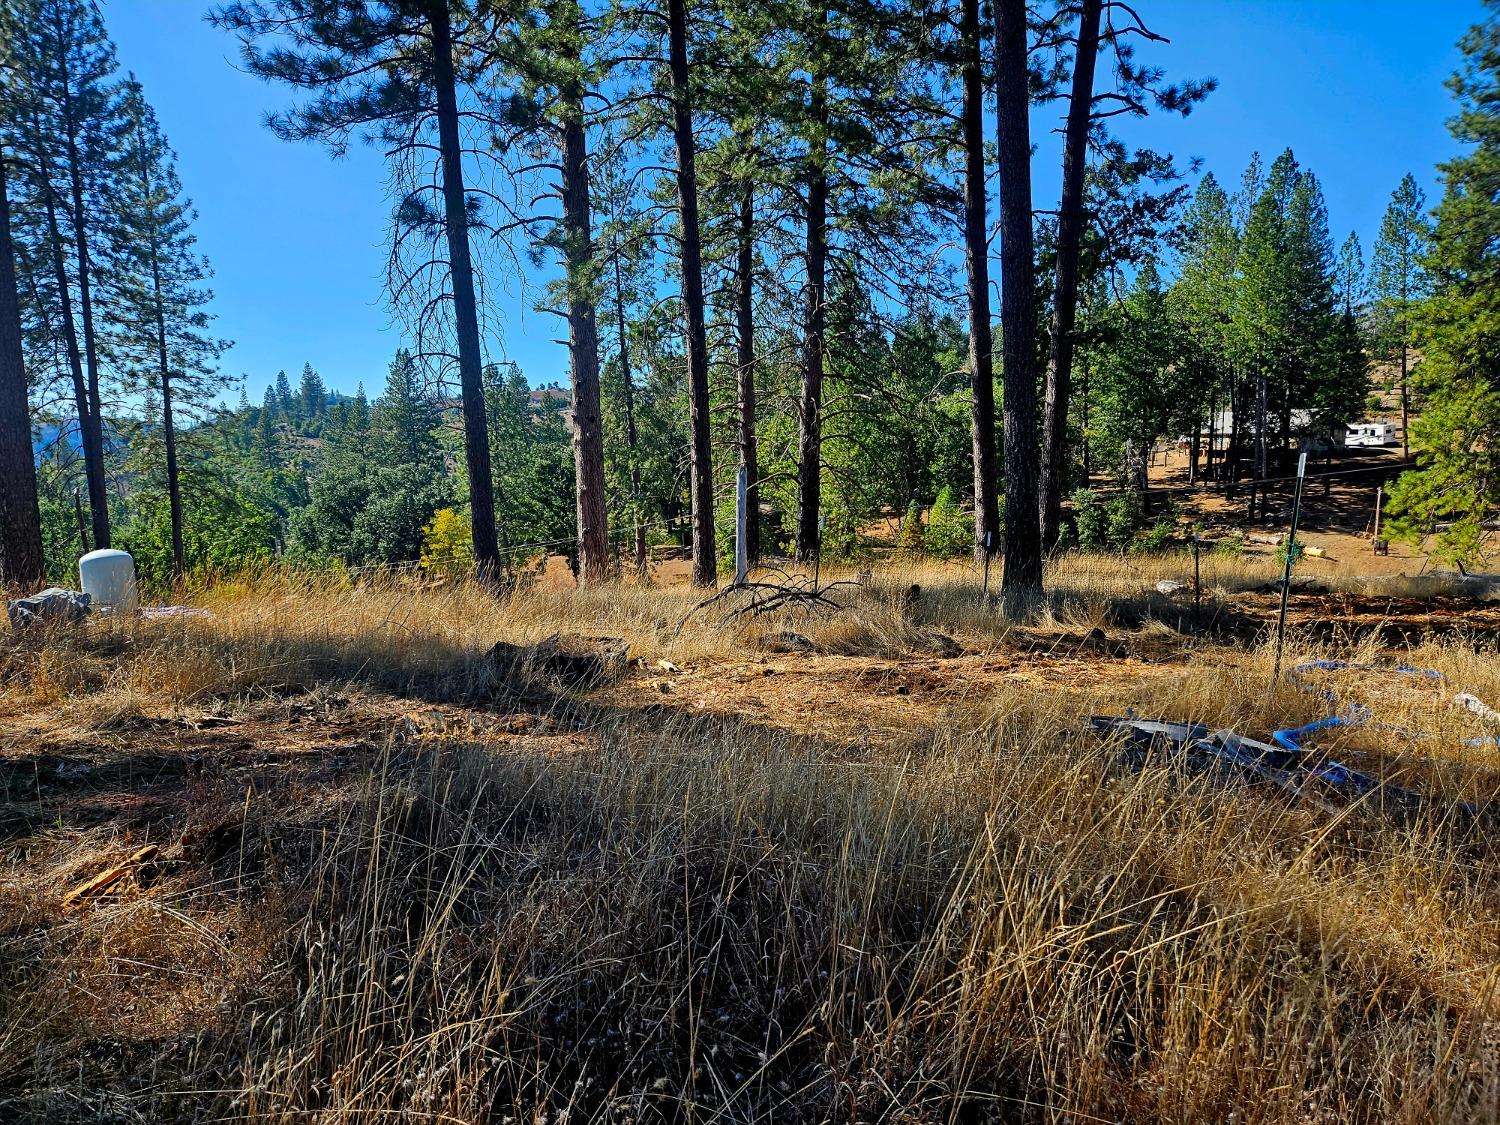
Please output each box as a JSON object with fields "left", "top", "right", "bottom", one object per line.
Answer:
{"left": 1345, "top": 422, "right": 1398, "bottom": 447}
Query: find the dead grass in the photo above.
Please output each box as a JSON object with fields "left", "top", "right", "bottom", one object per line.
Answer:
{"left": 3, "top": 558, "right": 1500, "bottom": 1122}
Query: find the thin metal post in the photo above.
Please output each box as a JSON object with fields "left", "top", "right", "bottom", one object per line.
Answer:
{"left": 1272, "top": 450, "right": 1309, "bottom": 684}
{"left": 1192, "top": 532, "right": 1201, "bottom": 611}
{"left": 813, "top": 510, "right": 825, "bottom": 590}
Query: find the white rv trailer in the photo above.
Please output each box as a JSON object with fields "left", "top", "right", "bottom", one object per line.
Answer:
{"left": 1344, "top": 422, "right": 1398, "bottom": 447}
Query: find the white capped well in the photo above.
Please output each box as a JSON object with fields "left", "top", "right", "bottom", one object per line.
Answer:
{"left": 79, "top": 549, "right": 138, "bottom": 614}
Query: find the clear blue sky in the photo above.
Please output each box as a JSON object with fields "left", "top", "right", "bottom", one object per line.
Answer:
{"left": 102, "top": 0, "right": 1483, "bottom": 402}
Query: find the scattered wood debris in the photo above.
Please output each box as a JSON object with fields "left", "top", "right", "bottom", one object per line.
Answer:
{"left": 912, "top": 629, "right": 964, "bottom": 658}
{"left": 61, "top": 845, "right": 158, "bottom": 910}
{"left": 760, "top": 630, "right": 816, "bottom": 654}
{"left": 489, "top": 632, "right": 631, "bottom": 688}
{"left": 677, "top": 568, "right": 859, "bottom": 634}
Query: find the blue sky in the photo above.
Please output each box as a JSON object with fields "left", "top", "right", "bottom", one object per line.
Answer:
{"left": 103, "top": 0, "right": 1483, "bottom": 401}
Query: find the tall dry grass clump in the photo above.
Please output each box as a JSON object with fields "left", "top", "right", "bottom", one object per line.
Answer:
{"left": 3, "top": 562, "right": 1500, "bottom": 1122}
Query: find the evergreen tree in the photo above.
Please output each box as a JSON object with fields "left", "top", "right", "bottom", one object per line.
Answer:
{"left": 1093, "top": 260, "right": 1180, "bottom": 489}
{"left": 1, "top": 0, "right": 129, "bottom": 550}
{"left": 485, "top": 363, "right": 575, "bottom": 562}
{"left": 358, "top": 350, "right": 446, "bottom": 562}
{"left": 1230, "top": 149, "right": 1346, "bottom": 493}
{"left": 0, "top": 145, "right": 44, "bottom": 587}
{"left": 501, "top": 0, "right": 610, "bottom": 585}
{"left": 995, "top": 0, "right": 1042, "bottom": 607}
{"left": 297, "top": 362, "right": 326, "bottom": 424}
{"left": 1388, "top": 6, "right": 1500, "bottom": 565}
{"left": 257, "top": 385, "right": 279, "bottom": 457}
{"left": 214, "top": 0, "right": 503, "bottom": 576}
{"left": 1371, "top": 173, "right": 1434, "bottom": 457}
{"left": 111, "top": 77, "right": 229, "bottom": 580}
{"left": 664, "top": 0, "right": 716, "bottom": 584}
{"left": 593, "top": 130, "right": 653, "bottom": 575}
{"left": 274, "top": 368, "right": 294, "bottom": 415}
{"left": 1037, "top": 1, "right": 1214, "bottom": 548}
{"left": 1170, "top": 173, "right": 1237, "bottom": 482}
{"left": 293, "top": 351, "right": 445, "bottom": 565}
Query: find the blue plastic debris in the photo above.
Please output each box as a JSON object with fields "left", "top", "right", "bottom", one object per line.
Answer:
{"left": 1088, "top": 713, "right": 1427, "bottom": 817}
{"left": 1283, "top": 661, "right": 1500, "bottom": 752}
{"left": 1090, "top": 659, "right": 1500, "bottom": 820}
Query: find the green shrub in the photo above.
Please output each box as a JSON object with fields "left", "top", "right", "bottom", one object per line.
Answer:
{"left": 895, "top": 500, "right": 926, "bottom": 558}
{"left": 1104, "top": 490, "right": 1144, "bottom": 551}
{"left": 822, "top": 495, "right": 867, "bottom": 561}
{"left": 924, "top": 487, "right": 973, "bottom": 558}
{"left": 1133, "top": 519, "right": 1178, "bottom": 553}
{"left": 1212, "top": 533, "right": 1245, "bottom": 558}
{"left": 1072, "top": 488, "right": 1106, "bottom": 551}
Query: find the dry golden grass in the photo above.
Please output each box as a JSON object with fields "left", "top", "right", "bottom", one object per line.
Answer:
{"left": 3, "top": 559, "right": 1500, "bottom": 1122}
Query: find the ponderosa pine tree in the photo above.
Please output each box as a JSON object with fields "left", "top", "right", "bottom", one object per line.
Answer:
{"left": 214, "top": 0, "right": 502, "bottom": 579}
{"left": 754, "top": 1, "right": 950, "bottom": 562}
{"left": 554, "top": 31, "right": 611, "bottom": 586}
{"left": 1038, "top": 0, "right": 1100, "bottom": 551}
{"left": 994, "top": 0, "right": 1042, "bottom": 608}
{"left": 1388, "top": 7, "right": 1500, "bottom": 565}
{"left": 959, "top": 0, "right": 999, "bottom": 566}
{"left": 665, "top": 0, "right": 717, "bottom": 585}
{"left": 592, "top": 133, "right": 651, "bottom": 576}
{"left": 1037, "top": 2, "right": 1213, "bottom": 549}
{"left": 691, "top": 2, "right": 787, "bottom": 571}
{"left": 502, "top": 0, "right": 611, "bottom": 585}
{"left": 1, "top": 0, "right": 126, "bottom": 551}
{"left": 0, "top": 145, "right": 44, "bottom": 588}
{"left": 1371, "top": 173, "right": 1434, "bottom": 459}
{"left": 112, "top": 77, "right": 229, "bottom": 581}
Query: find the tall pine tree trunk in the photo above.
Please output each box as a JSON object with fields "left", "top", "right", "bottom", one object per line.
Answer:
{"left": 0, "top": 152, "right": 45, "bottom": 589}
{"left": 38, "top": 165, "right": 95, "bottom": 547}
{"left": 148, "top": 243, "right": 186, "bottom": 581}
{"left": 560, "top": 92, "right": 610, "bottom": 586}
{"left": 961, "top": 0, "right": 999, "bottom": 566}
{"left": 612, "top": 257, "right": 646, "bottom": 577}
{"left": 735, "top": 183, "right": 760, "bottom": 566}
{"left": 796, "top": 60, "right": 829, "bottom": 563}
{"left": 995, "top": 0, "right": 1043, "bottom": 608}
{"left": 668, "top": 0, "right": 716, "bottom": 586}
{"left": 1039, "top": 0, "right": 1101, "bottom": 550}
{"left": 430, "top": 1, "right": 500, "bottom": 579}
{"left": 57, "top": 79, "right": 110, "bottom": 550}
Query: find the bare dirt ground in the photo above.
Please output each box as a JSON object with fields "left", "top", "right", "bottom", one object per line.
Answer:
{"left": 6, "top": 577, "right": 1495, "bottom": 880}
